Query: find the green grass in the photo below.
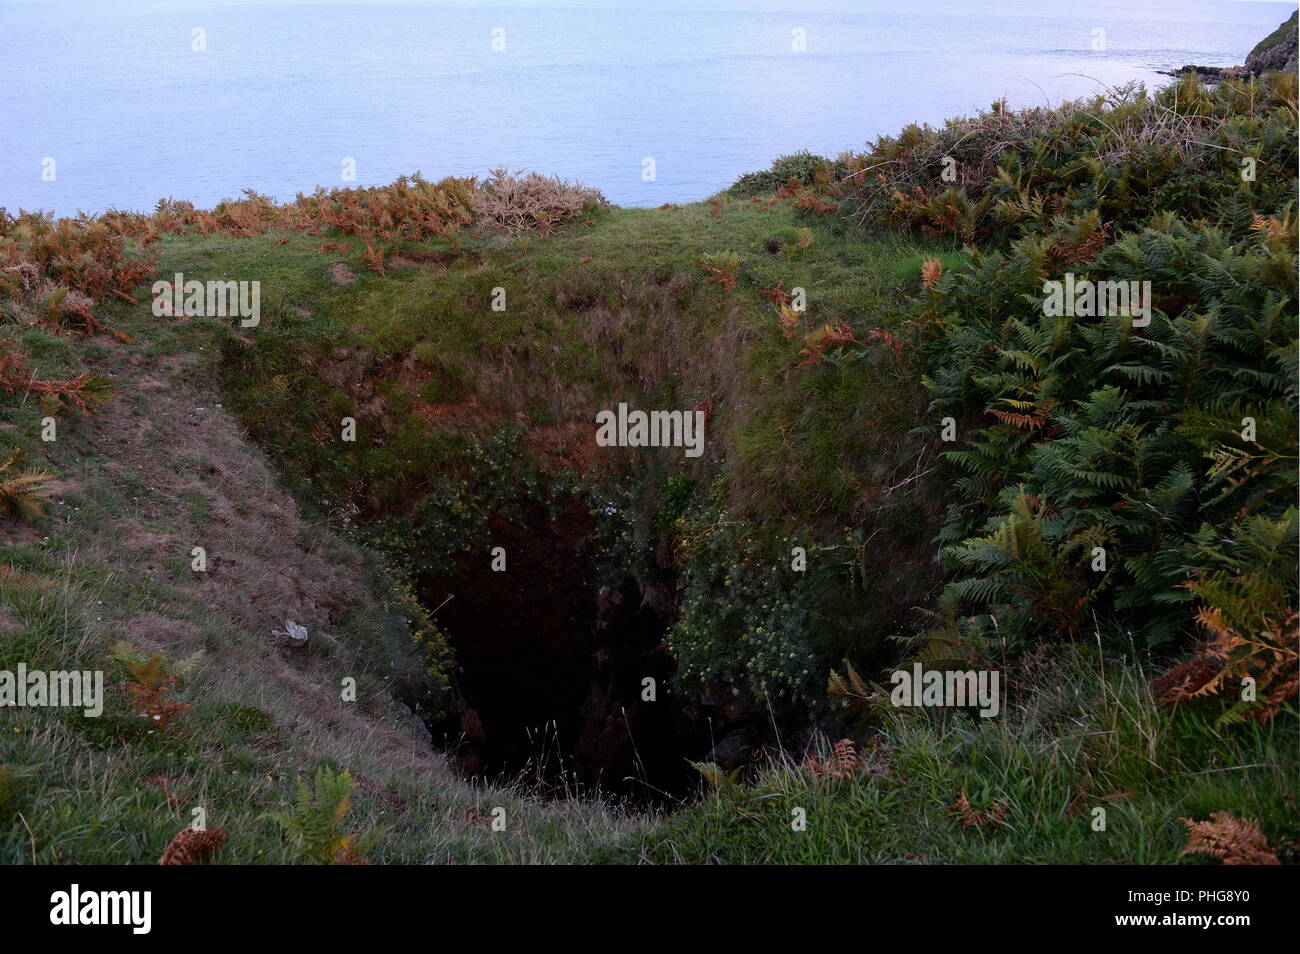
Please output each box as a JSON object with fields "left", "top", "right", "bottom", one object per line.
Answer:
{"left": 2, "top": 186, "right": 1294, "bottom": 865}
{"left": 0, "top": 458, "right": 642, "bottom": 864}
{"left": 627, "top": 647, "right": 1298, "bottom": 864}
{"left": 167, "top": 199, "right": 950, "bottom": 523}
{"left": 0, "top": 258, "right": 642, "bottom": 863}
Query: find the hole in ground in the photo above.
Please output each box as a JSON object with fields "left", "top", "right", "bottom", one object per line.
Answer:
{"left": 420, "top": 499, "right": 719, "bottom": 805}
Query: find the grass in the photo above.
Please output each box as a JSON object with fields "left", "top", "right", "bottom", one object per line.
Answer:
{"left": 0, "top": 277, "right": 641, "bottom": 863}
{"left": 2, "top": 167, "right": 1294, "bottom": 863}
{"left": 626, "top": 646, "right": 1298, "bottom": 864}
{"left": 1, "top": 190, "right": 963, "bottom": 863}
{"left": 194, "top": 199, "right": 952, "bottom": 522}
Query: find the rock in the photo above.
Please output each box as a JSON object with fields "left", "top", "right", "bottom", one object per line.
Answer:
{"left": 708, "top": 725, "right": 759, "bottom": 769}
{"left": 313, "top": 629, "right": 341, "bottom": 653}
{"left": 1245, "top": 11, "right": 1298, "bottom": 75}
{"left": 1163, "top": 64, "right": 1249, "bottom": 83}
{"left": 1160, "top": 12, "right": 1297, "bottom": 83}
{"left": 273, "top": 618, "right": 309, "bottom": 647}
{"left": 271, "top": 618, "right": 340, "bottom": 654}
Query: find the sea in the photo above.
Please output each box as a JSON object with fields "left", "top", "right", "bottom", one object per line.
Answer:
{"left": 1, "top": 0, "right": 1293, "bottom": 216}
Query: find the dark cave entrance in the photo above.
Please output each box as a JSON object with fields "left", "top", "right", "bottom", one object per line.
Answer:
{"left": 420, "top": 499, "right": 717, "bottom": 804}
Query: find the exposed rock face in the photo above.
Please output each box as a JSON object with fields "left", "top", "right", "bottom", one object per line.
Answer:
{"left": 1245, "top": 11, "right": 1298, "bottom": 74}
{"left": 1163, "top": 12, "right": 1297, "bottom": 82}
{"left": 1164, "top": 64, "right": 1249, "bottom": 83}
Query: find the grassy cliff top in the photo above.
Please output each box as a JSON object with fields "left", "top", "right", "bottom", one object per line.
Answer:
{"left": 2, "top": 73, "right": 1296, "bottom": 864}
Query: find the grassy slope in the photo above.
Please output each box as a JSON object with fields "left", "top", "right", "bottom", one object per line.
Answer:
{"left": 2, "top": 196, "right": 953, "bottom": 862}
{"left": 1248, "top": 10, "right": 1297, "bottom": 64}
{"left": 3, "top": 193, "right": 1295, "bottom": 864}
{"left": 0, "top": 289, "right": 640, "bottom": 863}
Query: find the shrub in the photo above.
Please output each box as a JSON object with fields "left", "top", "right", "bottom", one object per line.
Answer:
{"left": 0, "top": 336, "right": 111, "bottom": 414}
{"left": 0, "top": 448, "right": 54, "bottom": 520}
{"left": 1152, "top": 511, "right": 1298, "bottom": 725}
{"left": 838, "top": 74, "right": 1298, "bottom": 242}
{"left": 471, "top": 168, "right": 606, "bottom": 235}
{"left": 916, "top": 212, "right": 1297, "bottom": 652}
{"left": 1180, "top": 812, "right": 1280, "bottom": 865}
{"left": 699, "top": 252, "right": 741, "bottom": 291}
{"left": 0, "top": 174, "right": 477, "bottom": 325}
{"left": 109, "top": 642, "right": 203, "bottom": 730}
{"left": 726, "top": 151, "right": 845, "bottom": 199}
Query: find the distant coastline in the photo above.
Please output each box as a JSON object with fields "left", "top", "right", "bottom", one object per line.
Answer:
{"left": 1160, "top": 8, "right": 1297, "bottom": 82}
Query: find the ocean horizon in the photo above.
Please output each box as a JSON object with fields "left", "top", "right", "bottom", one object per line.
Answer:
{"left": 1, "top": 0, "right": 1295, "bottom": 216}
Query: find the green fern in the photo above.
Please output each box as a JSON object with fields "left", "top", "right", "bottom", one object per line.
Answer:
{"left": 269, "top": 765, "right": 367, "bottom": 864}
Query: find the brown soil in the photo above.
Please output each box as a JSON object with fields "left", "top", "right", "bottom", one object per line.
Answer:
{"left": 329, "top": 262, "right": 358, "bottom": 286}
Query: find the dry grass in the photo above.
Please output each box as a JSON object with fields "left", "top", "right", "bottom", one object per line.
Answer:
{"left": 0, "top": 174, "right": 476, "bottom": 333}
{"left": 472, "top": 168, "right": 605, "bottom": 235}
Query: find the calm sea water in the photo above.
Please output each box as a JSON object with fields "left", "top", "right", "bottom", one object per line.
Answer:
{"left": 1, "top": 0, "right": 1292, "bottom": 216}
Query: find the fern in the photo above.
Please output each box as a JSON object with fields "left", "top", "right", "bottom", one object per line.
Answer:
{"left": 919, "top": 202, "right": 1296, "bottom": 650}
{"left": 0, "top": 448, "right": 54, "bottom": 519}
{"left": 269, "top": 765, "right": 370, "bottom": 864}
{"left": 109, "top": 642, "right": 203, "bottom": 729}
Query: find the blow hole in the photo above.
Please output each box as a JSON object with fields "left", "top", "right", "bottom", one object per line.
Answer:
{"left": 419, "top": 500, "right": 719, "bottom": 805}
